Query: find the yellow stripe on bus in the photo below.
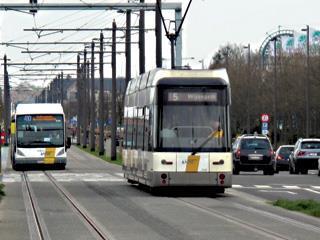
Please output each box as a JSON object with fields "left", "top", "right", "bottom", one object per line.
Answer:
{"left": 186, "top": 155, "right": 200, "bottom": 172}
{"left": 44, "top": 148, "right": 56, "bottom": 164}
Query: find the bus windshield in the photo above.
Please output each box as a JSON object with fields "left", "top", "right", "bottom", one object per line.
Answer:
{"left": 16, "top": 114, "right": 64, "bottom": 148}
{"left": 159, "top": 87, "right": 228, "bottom": 152}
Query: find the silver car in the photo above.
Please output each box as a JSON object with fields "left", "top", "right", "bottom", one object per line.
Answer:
{"left": 289, "top": 138, "right": 320, "bottom": 174}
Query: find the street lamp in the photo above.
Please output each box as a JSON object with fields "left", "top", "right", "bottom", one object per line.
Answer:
{"left": 301, "top": 25, "right": 310, "bottom": 137}
{"left": 243, "top": 44, "right": 251, "bottom": 133}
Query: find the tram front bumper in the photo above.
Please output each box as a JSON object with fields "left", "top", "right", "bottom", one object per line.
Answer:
{"left": 148, "top": 171, "right": 232, "bottom": 187}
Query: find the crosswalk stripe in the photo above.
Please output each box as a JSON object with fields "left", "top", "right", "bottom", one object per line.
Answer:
{"left": 254, "top": 185, "right": 272, "bottom": 189}
{"left": 282, "top": 185, "right": 301, "bottom": 189}
{"left": 304, "top": 188, "right": 320, "bottom": 195}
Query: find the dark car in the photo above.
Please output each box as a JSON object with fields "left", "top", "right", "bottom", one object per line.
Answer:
{"left": 289, "top": 138, "right": 320, "bottom": 174}
{"left": 275, "top": 145, "right": 294, "bottom": 172}
{"left": 232, "top": 134, "right": 275, "bottom": 175}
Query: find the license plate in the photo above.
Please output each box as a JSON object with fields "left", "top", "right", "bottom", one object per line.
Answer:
{"left": 248, "top": 154, "right": 262, "bottom": 160}
{"left": 309, "top": 153, "right": 317, "bottom": 156}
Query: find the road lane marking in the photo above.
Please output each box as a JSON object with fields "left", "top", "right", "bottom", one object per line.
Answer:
{"left": 254, "top": 185, "right": 272, "bottom": 189}
{"left": 311, "top": 186, "right": 320, "bottom": 189}
{"left": 232, "top": 184, "right": 244, "bottom": 188}
{"left": 1, "top": 173, "right": 21, "bottom": 183}
{"left": 304, "top": 188, "right": 320, "bottom": 195}
{"left": 282, "top": 185, "right": 301, "bottom": 189}
{"left": 114, "top": 173, "right": 124, "bottom": 177}
{"left": 259, "top": 190, "right": 297, "bottom": 195}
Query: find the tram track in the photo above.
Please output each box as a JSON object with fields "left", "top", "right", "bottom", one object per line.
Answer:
{"left": 176, "top": 198, "right": 290, "bottom": 240}
{"left": 21, "top": 172, "right": 51, "bottom": 240}
{"left": 22, "top": 171, "right": 116, "bottom": 240}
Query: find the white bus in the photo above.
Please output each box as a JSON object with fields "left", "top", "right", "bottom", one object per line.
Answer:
{"left": 122, "top": 68, "right": 232, "bottom": 193}
{"left": 11, "top": 103, "right": 70, "bottom": 170}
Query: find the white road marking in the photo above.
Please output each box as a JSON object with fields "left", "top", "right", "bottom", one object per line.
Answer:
{"left": 259, "top": 190, "right": 297, "bottom": 195}
{"left": 1, "top": 172, "right": 125, "bottom": 183}
{"left": 114, "top": 173, "right": 124, "bottom": 177}
{"left": 282, "top": 185, "right": 301, "bottom": 189}
{"left": 304, "top": 188, "right": 320, "bottom": 195}
{"left": 27, "top": 173, "right": 48, "bottom": 182}
{"left": 254, "top": 185, "right": 272, "bottom": 189}
{"left": 232, "top": 184, "right": 244, "bottom": 188}
{"left": 1, "top": 173, "right": 21, "bottom": 183}
{"left": 311, "top": 186, "right": 320, "bottom": 189}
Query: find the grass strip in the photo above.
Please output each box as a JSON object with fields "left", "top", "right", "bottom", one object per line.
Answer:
{"left": 273, "top": 199, "right": 320, "bottom": 218}
{"left": 0, "top": 183, "right": 5, "bottom": 201}
{"left": 76, "top": 145, "right": 122, "bottom": 166}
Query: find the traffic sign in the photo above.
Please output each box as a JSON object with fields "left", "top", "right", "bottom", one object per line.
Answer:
{"left": 261, "top": 114, "right": 269, "bottom": 123}
{"left": 262, "top": 122, "right": 268, "bottom": 129}
{"left": 262, "top": 129, "right": 269, "bottom": 135}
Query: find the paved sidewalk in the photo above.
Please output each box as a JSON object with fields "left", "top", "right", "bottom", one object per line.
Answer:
{"left": 0, "top": 146, "right": 9, "bottom": 180}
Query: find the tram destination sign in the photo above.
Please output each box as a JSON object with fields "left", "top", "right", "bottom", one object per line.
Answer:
{"left": 167, "top": 92, "right": 218, "bottom": 103}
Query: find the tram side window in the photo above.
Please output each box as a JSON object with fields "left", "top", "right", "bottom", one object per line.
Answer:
{"left": 137, "top": 108, "right": 144, "bottom": 149}
{"left": 143, "top": 107, "right": 150, "bottom": 151}
{"left": 126, "top": 107, "right": 134, "bottom": 149}
{"left": 133, "top": 107, "right": 138, "bottom": 149}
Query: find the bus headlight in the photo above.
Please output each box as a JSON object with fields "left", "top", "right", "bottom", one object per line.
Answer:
{"left": 57, "top": 148, "right": 65, "bottom": 156}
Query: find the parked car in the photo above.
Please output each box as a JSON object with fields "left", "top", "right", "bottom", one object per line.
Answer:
{"left": 318, "top": 159, "right": 320, "bottom": 176}
{"left": 289, "top": 138, "right": 320, "bottom": 174}
{"left": 232, "top": 134, "right": 275, "bottom": 175}
{"left": 275, "top": 145, "right": 294, "bottom": 172}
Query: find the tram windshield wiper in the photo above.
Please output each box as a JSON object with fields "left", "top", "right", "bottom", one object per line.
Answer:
{"left": 191, "top": 116, "right": 223, "bottom": 155}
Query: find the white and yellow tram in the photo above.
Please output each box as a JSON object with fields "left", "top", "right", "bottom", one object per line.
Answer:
{"left": 122, "top": 68, "right": 232, "bottom": 192}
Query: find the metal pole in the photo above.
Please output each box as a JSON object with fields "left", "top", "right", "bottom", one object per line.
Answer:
{"left": 175, "top": 8, "right": 182, "bottom": 67}
{"left": 76, "top": 55, "right": 81, "bottom": 145}
{"left": 139, "top": 0, "right": 145, "bottom": 74}
{"left": 82, "top": 49, "right": 88, "bottom": 148}
{"left": 306, "top": 25, "right": 310, "bottom": 138}
{"left": 3, "top": 55, "right": 11, "bottom": 145}
{"left": 98, "top": 32, "right": 105, "bottom": 155}
{"left": 155, "top": 0, "right": 162, "bottom": 68}
{"left": 126, "top": 10, "right": 131, "bottom": 87}
{"left": 111, "top": 20, "right": 117, "bottom": 161}
{"left": 273, "top": 38, "right": 278, "bottom": 147}
{"left": 90, "top": 41, "right": 96, "bottom": 151}
{"left": 169, "top": 34, "right": 175, "bottom": 69}
{"left": 60, "top": 71, "right": 64, "bottom": 107}
{"left": 245, "top": 44, "right": 251, "bottom": 134}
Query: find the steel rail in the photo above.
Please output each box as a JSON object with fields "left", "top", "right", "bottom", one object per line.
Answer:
{"left": 21, "top": 172, "right": 51, "bottom": 240}
{"left": 176, "top": 198, "right": 289, "bottom": 240}
{"left": 44, "top": 172, "right": 115, "bottom": 240}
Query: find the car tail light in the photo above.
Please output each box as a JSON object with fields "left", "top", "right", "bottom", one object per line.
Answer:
{"left": 276, "top": 154, "right": 283, "bottom": 160}
{"left": 236, "top": 149, "right": 241, "bottom": 158}
{"left": 297, "top": 151, "right": 305, "bottom": 156}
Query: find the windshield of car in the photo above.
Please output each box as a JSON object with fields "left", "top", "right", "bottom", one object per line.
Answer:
{"left": 279, "top": 147, "right": 294, "bottom": 157}
{"left": 240, "top": 138, "right": 271, "bottom": 150}
{"left": 301, "top": 141, "right": 320, "bottom": 149}
{"left": 16, "top": 114, "right": 64, "bottom": 148}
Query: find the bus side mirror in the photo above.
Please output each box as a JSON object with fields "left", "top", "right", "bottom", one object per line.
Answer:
{"left": 66, "top": 137, "right": 71, "bottom": 149}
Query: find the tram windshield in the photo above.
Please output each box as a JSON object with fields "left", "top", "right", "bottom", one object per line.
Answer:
{"left": 16, "top": 114, "right": 64, "bottom": 148}
{"left": 159, "top": 87, "right": 228, "bottom": 152}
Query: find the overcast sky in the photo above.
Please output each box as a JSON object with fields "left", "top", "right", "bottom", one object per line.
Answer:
{"left": 1, "top": 0, "right": 320, "bottom": 87}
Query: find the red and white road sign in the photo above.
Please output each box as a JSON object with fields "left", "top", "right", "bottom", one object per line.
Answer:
{"left": 261, "top": 114, "right": 270, "bottom": 123}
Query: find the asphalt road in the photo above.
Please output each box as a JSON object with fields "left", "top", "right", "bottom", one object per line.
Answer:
{"left": 1, "top": 146, "right": 320, "bottom": 240}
